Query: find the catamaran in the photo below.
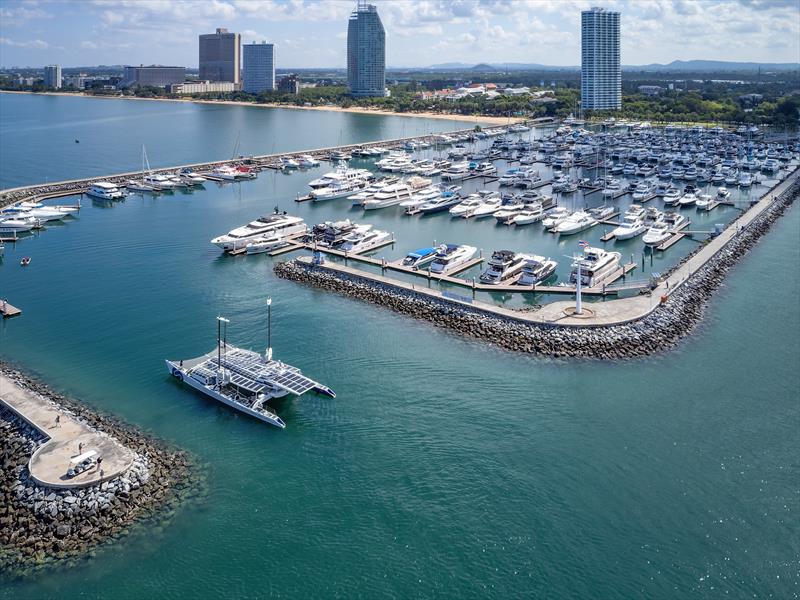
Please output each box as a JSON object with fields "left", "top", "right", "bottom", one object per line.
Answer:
{"left": 166, "top": 306, "right": 335, "bottom": 429}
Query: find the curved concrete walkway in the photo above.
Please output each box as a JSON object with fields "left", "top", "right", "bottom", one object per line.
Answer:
{"left": 0, "top": 373, "right": 133, "bottom": 489}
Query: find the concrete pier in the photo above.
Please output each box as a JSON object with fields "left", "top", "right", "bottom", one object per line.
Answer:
{"left": 0, "top": 373, "right": 133, "bottom": 488}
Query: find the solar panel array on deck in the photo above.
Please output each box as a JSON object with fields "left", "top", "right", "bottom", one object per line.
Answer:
{"left": 207, "top": 351, "right": 318, "bottom": 396}
{"left": 270, "top": 371, "right": 317, "bottom": 395}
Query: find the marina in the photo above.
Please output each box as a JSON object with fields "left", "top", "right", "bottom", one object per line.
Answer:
{"left": 1, "top": 86, "right": 799, "bottom": 600}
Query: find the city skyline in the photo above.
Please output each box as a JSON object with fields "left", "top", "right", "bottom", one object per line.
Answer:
{"left": 1, "top": 0, "right": 798, "bottom": 69}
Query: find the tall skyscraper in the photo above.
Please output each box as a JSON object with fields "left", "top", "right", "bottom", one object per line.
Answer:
{"left": 199, "top": 28, "right": 241, "bottom": 84}
{"left": 243, "top": 42, "right": 275, "bottom": 94}
{"left": 43, "top": 65, "right": 62, "bottom": 89}
{"left": 347, "top": 1, "right": 386, "bottom": 98}
{"left": 581, "top": 7, "right": 621, "bottom": 111}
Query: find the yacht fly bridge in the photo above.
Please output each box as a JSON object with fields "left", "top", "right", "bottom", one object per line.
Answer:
{"left": 166, "top": 303, "right": 335, "bottom": 429}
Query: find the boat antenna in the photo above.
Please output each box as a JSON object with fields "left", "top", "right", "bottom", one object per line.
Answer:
{"left": 266, "top": 297, "right": 273, "bottom": 361}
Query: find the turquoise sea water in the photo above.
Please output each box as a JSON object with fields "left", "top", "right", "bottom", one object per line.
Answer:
{"left": 1, "top": 96, "right": 798, "bottom": 599}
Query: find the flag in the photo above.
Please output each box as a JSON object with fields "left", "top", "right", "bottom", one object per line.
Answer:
{"left": 578, "top": 240, "right": 589, "bottom": 248}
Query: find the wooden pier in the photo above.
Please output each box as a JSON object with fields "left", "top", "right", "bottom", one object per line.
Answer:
{"left": 1, "top": 300, "right": 21, "bottom": 318}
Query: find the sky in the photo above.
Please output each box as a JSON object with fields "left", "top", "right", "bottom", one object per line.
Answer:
{"left": 0, "top": 0, "right": 799, "bottom": 69}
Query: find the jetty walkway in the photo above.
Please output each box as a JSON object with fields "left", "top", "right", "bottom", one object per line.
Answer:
{"left": 0, "top": 124, "right": 501, "bottom": 209}
{"left": 289, "top": 165, "right": 799, "bottom": 328}
{"left": 0, "top": 373, "right": 133, "bottom": 488}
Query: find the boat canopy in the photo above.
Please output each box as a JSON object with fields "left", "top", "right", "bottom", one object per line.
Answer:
{"left": 408, "top": 247, "right": 435, "bottom": 258}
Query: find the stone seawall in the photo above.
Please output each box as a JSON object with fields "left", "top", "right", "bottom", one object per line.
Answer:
{"left": 275, "top": 180, "right": 798, "bottom": 360}
{"left": 0, "top": 364, "right": 200, "bottom": 576}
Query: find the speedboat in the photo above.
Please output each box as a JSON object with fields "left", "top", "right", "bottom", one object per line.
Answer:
{"left": 517, "top": 256, "right": 558, "bottom": 285}
{"left": 541, "top": 207, "right": 571, "bottom": 229}
{"left": 678, "top": 192, "right": 697, "bottom": 207}
{"left": 479, "top": 250, "right": 531, "bottom": 284}
{"left": 611, "top": 215, "right": 647, "bottom": 240}
{"left": 2, "top": 205, "right": 65, "bottom": 222}
{"left": 554, "top": 211, "right": 597, "bottom": 235}
{"left": 402, "top": 246, "right": 441, "bottom": 270}
{"left": 716, "top": 187, "right": 731, "bottom": 200}
{"left": 211, "top": 212, "right": 306, "bottom": 251}
{"left": 86, "top": 181, "right": 125, "bottom": 200}
{"left": 339, "top": 228, "right": 392, "bottom": 253}
{"left": 570, "top": 247, "right": 622, "bottom": 287}
{"left": 429, "top": 244, "right": 477, "bottom": 274}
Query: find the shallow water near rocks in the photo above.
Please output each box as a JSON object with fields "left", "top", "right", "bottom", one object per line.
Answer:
{"left": 1, "top": 96, "right": 798, "bottom": 599}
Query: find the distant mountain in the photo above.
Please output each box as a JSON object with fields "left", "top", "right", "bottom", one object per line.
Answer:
{"left": 626, "top": 60, "right": 799, "bottom": 72}
{"left": 424, "top": 60, "right": 799, "bottom": 73}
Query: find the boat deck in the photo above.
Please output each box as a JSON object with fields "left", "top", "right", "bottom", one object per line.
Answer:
{"left": 1, "top": 300, "right": 21, "bottom": 318}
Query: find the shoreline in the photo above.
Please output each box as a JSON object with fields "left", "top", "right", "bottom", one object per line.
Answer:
{"left": 0, "top": 363, "right": 200, "bottom": 576}
{"left": 0, "top": 90, "right": 517, "bottom": 125}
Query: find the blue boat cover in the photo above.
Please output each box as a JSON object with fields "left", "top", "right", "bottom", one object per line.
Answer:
{"left": 407, "top": 247, "right": 435, "bottom": 258}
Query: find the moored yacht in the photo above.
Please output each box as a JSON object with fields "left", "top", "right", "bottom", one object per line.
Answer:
{"left": 86, "top": 181, "right": 125, "bottom": 200}
{"left": 479, "top": 250, "right": 532, "bottom": 284}
{"left": 339, "top": 228, "right": 392, "bottom": 253}
{"left": 402, "top": 246, "right": 441, "bottom": 270}
{"left": 611, "top": 214, "right": 647, "bottom": 240}
{"left": 541, "top": 207, "right": 571, "bottom": 229}
{"left": 554, "top": 211, "right": 597, "bottom": 235}
{"left": 429, "top": 244, "right": 477, "bottom": 274}
{"left": 570, "top": 247, "right": 622, "bottom": 287}
{"left": 311, "top": 178, "right": 369, "bottom": 201}
{"left": 517, "top": 256, "right": 558, "bottom": 285}
{"left": 211, "top": 211, "right": 306, "bottom": 251}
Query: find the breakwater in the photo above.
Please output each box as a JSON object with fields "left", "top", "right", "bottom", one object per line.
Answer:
{"left": 275, "top": 177, "right": 799, "bottom": 359}
{"left": 0, "top": 125, "right": 490, "bottom": 209}
{"left": 0, "top": 363, "right": 198, "bottom": 576}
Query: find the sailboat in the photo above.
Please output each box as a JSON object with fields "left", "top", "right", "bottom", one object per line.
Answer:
{"left": 126, "top": 145, "right": 160, "bottom": 193}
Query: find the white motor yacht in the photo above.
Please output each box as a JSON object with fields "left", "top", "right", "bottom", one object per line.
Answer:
{"left": 716, "top": 187, "right": 731, "bottom": 200}
{"left": 211, "top": 212, "right": 306, "bottom": 251}
{"left": 554, "top": 211, "right": 598, "bottom": 235}
{"left": 245, "top": 235, "right": 291, "bottom": 254}
{"left": 86, "top": 181, "right": 125, "bottom": 200}
{"left": 339, "top": 228, "right": 392, "bottom": 253}
{"left": 471, "top": 194, "right": 504, "bottom": 219}
{"left": 440, "top": 162, "right": 472, "bottom": 181}
{"left": 611, "top": 215, "right": 647, "bottom": 240}
{"left": 401, "top": 246, "right": 442, "bottom": 270}
{"left": 311, "top": 179, "right": 369, "bottom": 201}
{"left": 678, "top": 192, "right": 697, "bottom": 207}
{"left": 632, "top": 181, "right": 654, "bottom": 201}
{"left": 479, "top": 250, "right": 532, "bottom": 284}
{"left": 363, "top": 182, "right": 413, "bottom": 210}
{"left": 695, "top": 194, "right": 713, "bottom": 210}
{"left": 429, "top": 244, "right": 478, "bottom": 274}
{"left": 298, "top": 155, "right": 320, "bottom": 168}
{"left": 399, "top": 186, "right": 442, "bottom": 211}
{"left": 493, "top": 203, "right": 527, "bottom": 224}
{"left": 541, "top": 207, "right": 571, "bottom": 229}
{"left": 517, "top": 256, "right": 558, "bottom": 285}
{"left": 126, "top": 179, "right": 157, "bottom": 193}
{"left": 570, "top": 247, "right": 622, "bottom": 287}
{"left": 308, "top": 164, "right": 372, "bottom": 189}
{"left": 512, "top": 204, "right": 546, "bottom": 226}
{"left": 642, "top": 220, "right": 671, "bottom": 246}
{"left": 0, "top": 215, "right": 37, "bottom": 233}
{"left": 280, "top": 156, "right": 300, "bottom": 169}
{"left": 144, "top": 174, "right": 177, "bottom": 190}
{"left": 663, "top": 187, "right": 681, "bottom": 205}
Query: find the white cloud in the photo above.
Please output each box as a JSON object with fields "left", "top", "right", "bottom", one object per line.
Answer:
{"left": 0, "top": 37, "right": 49, "bottom": 49}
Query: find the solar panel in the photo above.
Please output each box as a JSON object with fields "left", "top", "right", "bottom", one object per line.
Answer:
{"left": 270, "top": 371, "right": 317, "bottom": 395}
{"left": 229, "top": 373, "right": 267, "bottom": 394}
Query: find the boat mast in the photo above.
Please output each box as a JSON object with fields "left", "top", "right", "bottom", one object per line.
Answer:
{"left": 216, "top": 315, "right": 229, "bottom": 384}
{"left": 266, "top": 297, "right": 272, "bottom": 361}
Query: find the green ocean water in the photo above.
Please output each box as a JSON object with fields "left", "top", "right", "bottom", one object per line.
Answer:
{"left": 0, "top": 95, "right": 798, "bottom": 599}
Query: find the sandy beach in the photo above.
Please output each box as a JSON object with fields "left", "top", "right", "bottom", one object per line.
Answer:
{"left": 0, "top": 90, "right": 520, "bottom": 125}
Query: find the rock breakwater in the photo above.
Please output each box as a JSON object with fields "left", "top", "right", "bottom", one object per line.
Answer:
{"left": 275, "top": 179, "right": 798, "bottom": 360}
{"left": 0, "top": 363, "right": 200, "bottom": 576}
